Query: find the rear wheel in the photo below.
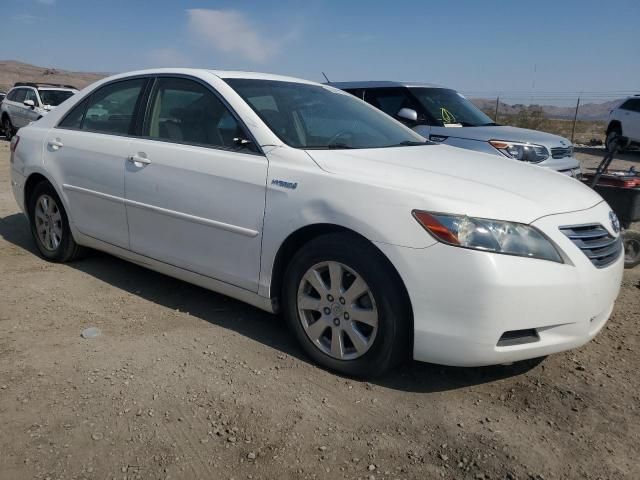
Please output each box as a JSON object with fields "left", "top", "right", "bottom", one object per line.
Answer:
{"left": 28, "top": 181, "right": 84, "bottom": 262}
{"left": 605, "top": 128, "right": 626, "bottom": 153}
{"left": 623, "top": 230, "right": 640, "bottom": 269}
{"left": 282, "top": 233, "right": 411, "bottom": 377}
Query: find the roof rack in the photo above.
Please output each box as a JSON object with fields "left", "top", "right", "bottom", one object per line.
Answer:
{"left": 13, "top": 81, "right": 77, "bottom": 89}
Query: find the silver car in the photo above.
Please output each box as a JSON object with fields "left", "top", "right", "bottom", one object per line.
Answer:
{"left": 1, "top": 82, "right": 77, "bottom": 140}
{"left": 332, "top": 81, "right": 581, "bottom": 176}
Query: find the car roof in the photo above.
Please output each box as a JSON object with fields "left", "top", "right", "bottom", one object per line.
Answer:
{"left": 327, "top": 80, "right": 448, "bottom": 89}
{"left": 99, "top": 68, "right": 319, "bottom": 86}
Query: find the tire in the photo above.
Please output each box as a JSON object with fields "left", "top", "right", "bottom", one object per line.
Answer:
{"left": 623, "top": 230, "right": 640, "bottom": 269}
{"left": 282, "top": 233, "right": 412, "bottom": 377}
{"left": 605, "top": 128, "right": 627, "bottom": 153}
{"left": 3, "top": 116, "right": 13, "bottom": 141}
{"left": 28, "top": 181, "right": 84, "bottom": 262}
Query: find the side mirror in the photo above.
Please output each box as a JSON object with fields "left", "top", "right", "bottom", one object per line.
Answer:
{"left": 397, "top": 107, "right": 418, "bottom": 123}
{"left": 23, "top": 99, "right": 35, "bottom": 108}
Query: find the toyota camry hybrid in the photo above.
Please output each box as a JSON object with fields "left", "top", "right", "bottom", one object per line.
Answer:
{"left": 9, "top": 69, "right": 624, "bottom": 377}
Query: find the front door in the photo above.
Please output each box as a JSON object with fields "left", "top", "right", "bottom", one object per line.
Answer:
{"left": 124, "top": 76, "right": 267, "bottom": 292}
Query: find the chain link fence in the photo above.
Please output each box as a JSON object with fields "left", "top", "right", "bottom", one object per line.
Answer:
{"left": 465, "top": 92, "right": 639, "bottom": 146}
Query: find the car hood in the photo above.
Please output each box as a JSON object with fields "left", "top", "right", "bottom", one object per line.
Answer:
{"left": 305, "top": 144, "right": 602, "bottom": 224}
{"left": 430, "top": 124, "right": 571, "bottom": 147}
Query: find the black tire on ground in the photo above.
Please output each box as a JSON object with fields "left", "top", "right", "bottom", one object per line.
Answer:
{"left": 282, "top": 232, "right": 412, "bottom": 377}
{"left": 28, "top": 181, "right": 84, "bottom": 262}
{"left": 3, "top": 116, "right": 13, "bottom": 141}
{"left": 622, "top": 230, "right": 640, "bottom": 269}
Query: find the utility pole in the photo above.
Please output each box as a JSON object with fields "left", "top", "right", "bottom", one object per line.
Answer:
{"left": 570, "top": 97, "right": 580, "bottom": 143}
{"left": 494, "top": 96, "right": 500, "bottom": 123}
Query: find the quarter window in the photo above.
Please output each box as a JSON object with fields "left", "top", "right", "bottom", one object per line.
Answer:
{"left": 81, "top": 79, "right": 146, "bottom": 135}
{"left": 145, "top": 77, "right": 248, "bottom": 150}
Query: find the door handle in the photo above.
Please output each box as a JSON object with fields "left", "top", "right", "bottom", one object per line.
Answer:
{"left": 48, "top": 139, "right": 63, "bottom": 150}
{"left": 127, "top": 154, "right": 151, "bottom": 166}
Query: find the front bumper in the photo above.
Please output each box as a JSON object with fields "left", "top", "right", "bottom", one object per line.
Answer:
{"left": 376, "top": 201, "right": 624, "bottom": 366}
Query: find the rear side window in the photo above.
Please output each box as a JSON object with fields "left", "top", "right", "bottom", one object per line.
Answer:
{"left": 12, "top": 89, "right": 27, "bottom": 103}
{"left": 81, "top": 79, "right": 146, "bottom": 135}
{"left": 145, "top": 77, "right": 248, "bottom": 150}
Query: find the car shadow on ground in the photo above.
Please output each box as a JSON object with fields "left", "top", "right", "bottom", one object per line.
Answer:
{"left": 0, "top": 213, "right": 542, "bottom": 393}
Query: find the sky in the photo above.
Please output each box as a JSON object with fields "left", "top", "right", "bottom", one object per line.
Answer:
{"left": 1, "top": 0, "right": 639, "bottom": 100}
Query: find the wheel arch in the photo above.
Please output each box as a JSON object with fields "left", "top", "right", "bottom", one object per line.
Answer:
{"left": 269, "top": 223, "right": 414, "bottom": 325}
{"left": 607, "top": 120, "right": 622, "bottom": 134}
{"left": 23, "top": 172, "right": 67, "bottom": 221}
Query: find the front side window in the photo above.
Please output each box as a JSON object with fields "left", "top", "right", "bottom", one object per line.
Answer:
{"left": 409, "top": 88, "right": 495, "bottom": 127}
{"left": 365, "top": 88, "right": 416, "bottom": 118}
{"left": 225, "top": 79, "right": 426, "bottom": 149}
{"left": 145, "top": 77, "right": 249, "bottom": 150}
{"left": 81, "top": 79, "right": 146, "bottom": 135}
{"left": 39, "top": 90, "right": 75, "bottom": 107}
{"left": 25, "top": 89, "right": 39, "bottom": 105}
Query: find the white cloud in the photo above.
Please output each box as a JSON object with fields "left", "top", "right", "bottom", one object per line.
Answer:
{"left": 187, "top": 9, "right": 288, "bottom": 63}
{"left": 12, "top": 14, "right": 37, "bottom": 24}
{"left": 147, "top": 47, "right": 193, "bottom": 68}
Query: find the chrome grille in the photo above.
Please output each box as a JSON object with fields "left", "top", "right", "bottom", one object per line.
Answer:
{"left": 559, "top": 224, "right": 622, "bottom": 268}
{"left": 551, "top": 146, "right": 573, "bottom": 159}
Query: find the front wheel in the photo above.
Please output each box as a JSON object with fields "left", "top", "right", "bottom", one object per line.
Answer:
{"left": 623, "top": 230, "right": 640, "bottom": 269}
{"left": 282, "top": 233, "right": 411, "bottom": 377}
{"left": 3, "top": 117, "right": 13, "bottom": 141}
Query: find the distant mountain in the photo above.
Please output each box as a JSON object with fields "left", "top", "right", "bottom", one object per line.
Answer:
{"left": 0, "top": 60, "right": 106, "bottom": 92}
{"left": 471, "top": 97, "right": 623, "bottom": 121}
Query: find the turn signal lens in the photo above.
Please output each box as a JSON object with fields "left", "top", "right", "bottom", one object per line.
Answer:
{"left": 412, "top": 211, "right": 459, "bottom": 244}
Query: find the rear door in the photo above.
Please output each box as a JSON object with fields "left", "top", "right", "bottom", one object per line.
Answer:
{"left": 10, "top": 88, "right": 28, "bottom": 128}
{"left": 124, "top": 76, "right": 268, "bottom": 292}
{"left": 43, "top": 77, "right": 149, "bottom": 249}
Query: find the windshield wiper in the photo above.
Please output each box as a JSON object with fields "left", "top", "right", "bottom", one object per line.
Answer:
{"left": 388, "top": 140, "right": 430, "bottom": 147}
{"left": 326, "top": 142, "right": 355, "bottom": 149}
{"left": 480, "top": 122, "right": 499, "bottom": 126}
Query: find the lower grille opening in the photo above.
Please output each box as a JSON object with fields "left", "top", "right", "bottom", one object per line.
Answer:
{"left": 497, "top": 329, "right": 540, "bottom": 347}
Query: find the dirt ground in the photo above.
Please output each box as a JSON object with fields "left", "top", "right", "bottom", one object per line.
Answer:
{"left": 0, "top": 142, "right": 638, "bottom": 480}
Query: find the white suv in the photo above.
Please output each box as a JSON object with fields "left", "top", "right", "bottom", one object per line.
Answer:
{"left": 606, "top": 95, "right": 640, "bottom": 152}
{"left": 1, "top": 82, "right": 77, "bottom": 139}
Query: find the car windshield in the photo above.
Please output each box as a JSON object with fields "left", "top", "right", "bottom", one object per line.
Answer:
{"left": 409, "top": 88, "right": 495, "bottom": 127}
{"left": 225, "top": 79, "right": 428, "bottom": 149}
{"left": 38, "top": 89, "right": 75, "bottom": 107}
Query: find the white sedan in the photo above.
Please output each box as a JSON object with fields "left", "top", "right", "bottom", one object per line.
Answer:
{"left": 9, "top": 69, "right": 624, "bottom": 377}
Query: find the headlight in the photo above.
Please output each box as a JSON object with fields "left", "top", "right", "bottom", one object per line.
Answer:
{"left": 413, "top": 211, "right": 563, "bottom": 263}
{"left": 489, "top": 140, "right": 549, "bottom": 163}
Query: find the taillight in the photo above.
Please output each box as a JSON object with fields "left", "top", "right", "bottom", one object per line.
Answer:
{"left": 10, "top": 135, "right": 20, "bottom": 153}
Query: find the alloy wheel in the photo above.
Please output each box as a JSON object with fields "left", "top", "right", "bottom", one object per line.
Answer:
{"left": 34, "top": 194, "right": 63, "bottom": 251}
{"left": 297, "top": 261, "right": 378, "bottom": 360}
